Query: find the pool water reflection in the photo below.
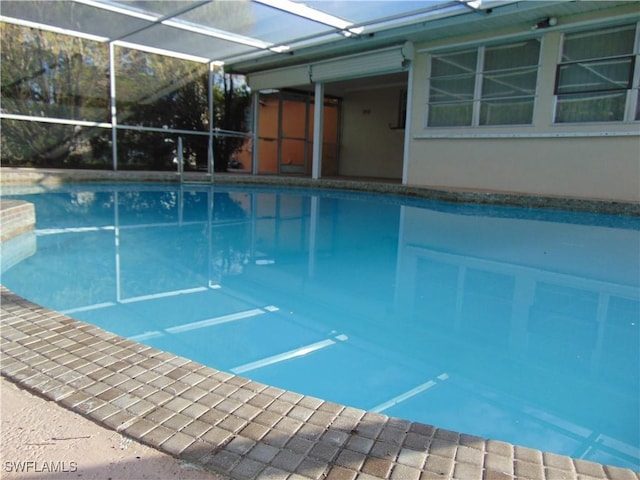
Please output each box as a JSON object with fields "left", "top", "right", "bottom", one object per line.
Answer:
{"left": 2, "top": 183, "right": 639, "bottom": 470}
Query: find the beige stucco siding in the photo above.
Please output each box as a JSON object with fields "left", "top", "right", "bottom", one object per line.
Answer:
{"left": 406, "top": 136, "right": 640, "bottom": 201}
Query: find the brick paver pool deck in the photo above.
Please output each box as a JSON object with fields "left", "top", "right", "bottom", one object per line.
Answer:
{"left": 1, "top": 287, "right": 638, "bottom": 480}
{"left": 1, "top": 169, "right": 639, "bottom": 480}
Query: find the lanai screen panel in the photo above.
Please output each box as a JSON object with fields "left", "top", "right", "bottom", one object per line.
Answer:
{"left": 1, "top": 0, "right": 477, "bottom": 64}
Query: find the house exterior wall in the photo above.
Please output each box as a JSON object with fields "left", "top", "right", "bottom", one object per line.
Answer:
{"left": 405, "top": 135, "right": 639, "bottom": 201}
{"left": 339, "top": 86, "right": 405, "bottom": 179}
{"left": 406, "top": 8, "right": 640, "bottom": 202}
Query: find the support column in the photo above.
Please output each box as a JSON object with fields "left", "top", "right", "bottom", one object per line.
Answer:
{"left": 402, "top": 62, "right": 414, "bottom": 185}
{"left": 312, "top": 82, "right": 324, "bottom": 180}
{"left": 251, "top": 91, "right": 260, "bottom": 175}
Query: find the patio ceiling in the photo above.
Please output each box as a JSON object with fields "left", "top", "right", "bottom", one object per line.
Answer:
{"left": 0, "top": 1, "right": 636, "bottom": 74}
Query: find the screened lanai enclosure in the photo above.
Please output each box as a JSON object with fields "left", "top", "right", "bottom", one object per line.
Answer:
{"left": 0, "top": 0, "right": 471, "bottom": 175}
{"left": 2, "top": 0, "right": 639, "bottom": 186}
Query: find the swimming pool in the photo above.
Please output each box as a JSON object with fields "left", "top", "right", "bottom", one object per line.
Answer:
{"left": 1, "top": 182, "right": 639, "bottom": 470}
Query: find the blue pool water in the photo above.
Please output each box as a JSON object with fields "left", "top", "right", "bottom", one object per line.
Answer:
{"left": 1, "top": 183, "right": 639, "bottom": 470}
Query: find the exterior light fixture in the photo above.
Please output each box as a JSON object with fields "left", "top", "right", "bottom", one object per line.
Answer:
{"left": 532, "top": 16, "right": 558, "bottom": 30}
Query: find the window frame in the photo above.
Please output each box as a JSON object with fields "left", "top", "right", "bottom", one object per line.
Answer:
{"left": 553, "top": 56, "right": 636, "bottom": 96}
{"left": 426, "top": 46, "right": 479, "bottom": 128}
{"left": 553, "top": 22, "right": 640, "bottom": 124}
{"left": 425, "top": 38, "right": 542, "bottom": 128}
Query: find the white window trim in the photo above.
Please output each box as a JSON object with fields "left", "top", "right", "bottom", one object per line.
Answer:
{"left": 471, "top": 46, "right": 485, "bottom": 126}
{"left": 413, "top": 130, "right": 639, "bottom": 139}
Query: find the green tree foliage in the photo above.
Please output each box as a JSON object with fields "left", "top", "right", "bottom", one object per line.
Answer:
{"left": 213, "top": 72, "right": 251, "bottom": 172}
{"left": 1, "top": 21, "right": 251, "bottom": 171}
{"left": 1, "top": 22, "right": 110, "bottom": 167}
{"left": 114, "top": 48, "right": 209, "bottom": 170}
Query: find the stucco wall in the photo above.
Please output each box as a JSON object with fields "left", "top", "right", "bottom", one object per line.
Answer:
{"left": 339, "top": 86, "right": 405, "bottom": 179}
{"left": 406, "top": 136, "right": 640, "bottom": 201}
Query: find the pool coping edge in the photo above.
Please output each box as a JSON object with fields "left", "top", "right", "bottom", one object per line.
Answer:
{"left": 1, "top": 287, "right": 638, "bottom": 480}
{"left": 1, "top": 167, "right": 638, "bottom": 217}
